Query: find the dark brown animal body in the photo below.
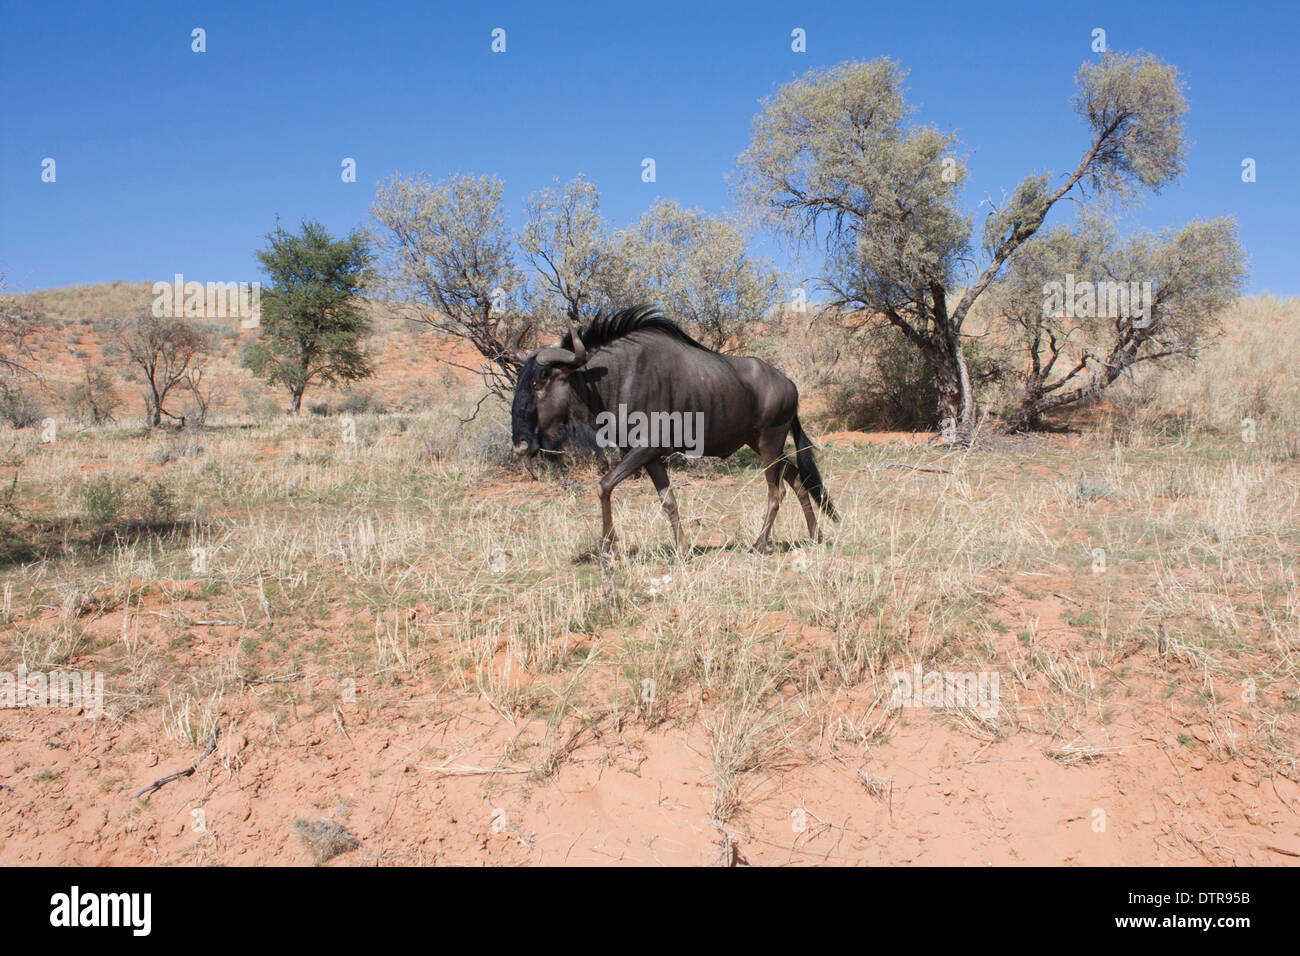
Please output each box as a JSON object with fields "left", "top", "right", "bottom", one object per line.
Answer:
{"left": 511, "top": 306, "right": 836, "bottom": 554}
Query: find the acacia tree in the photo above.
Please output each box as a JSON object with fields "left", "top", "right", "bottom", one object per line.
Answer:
{"left": 246, "top": 219, "right": 375, "bottom": 415}
{"left": 620, "top": 199, "right": 780, "bottom": 352}
{"left": 119, "top": 313, "right": 207, "bottom": 427}
{"left": 519, "top": 183, "right": 778, "bottom": 350}
{"left": 518, "top": 174, "right": 629, "bottom": 330}
{"left": 993, "top": 214, "right": 1245, "bottom": 429}
{"left": 737, "top": 52, "right": 1189, "bottom": 441}
{"left": 370, "top": 172, "right": 527, "bottom": 394}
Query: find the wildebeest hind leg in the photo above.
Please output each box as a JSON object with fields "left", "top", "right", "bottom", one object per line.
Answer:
{"left": 752, "top": 425, "right": 790, "bottom": 553}
{"left": 645, "top": 458, "right": 686, "bottom": 555}
{"left": 782, "top": 460, "right": 820, "bottom": 542}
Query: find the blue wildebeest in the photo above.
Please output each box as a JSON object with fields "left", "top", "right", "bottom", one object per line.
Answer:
{"left": 511, "top": 306, "right": 837, "bottom": 554}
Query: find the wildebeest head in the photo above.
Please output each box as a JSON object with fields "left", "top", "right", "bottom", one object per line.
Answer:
{"left": 510, "top": 326, "right": 587, "bottom": 458}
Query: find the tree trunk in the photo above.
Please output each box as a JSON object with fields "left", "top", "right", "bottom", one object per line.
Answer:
{"left": 935, "top": 365, "right": 961, "bottom": 437}
{"left": 921, "top": 336, "right": 975, "bottom": 443}
{"left": 1004, "top": 400, "right": 1041, "bottom": 433}
{"left": 953, "top": 338, "right": 976, "bottom": 442}
{"left": 291, "top": 389, "right": 303, "bottom": 415}
{"left": 144, "top": 390, "right": 162, "bottom": 428}
{"left": 1005, "top": 374, "right": 1045, "bottom": 432}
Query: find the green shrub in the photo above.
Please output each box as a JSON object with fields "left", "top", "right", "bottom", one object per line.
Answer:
{"left": 79, "top": 475, "right": 180, "bottom": 529}
{"left": 80, "top": 476, "right": 128, "bottom": 527}
{"left": 336, "top": 389, "right": 385, "bottom": 416}
{"left": 138, "top": 479, "right": 178, "bottom": 525}
{"left": 824, "top": 329, "right": 939, "bottom": 430}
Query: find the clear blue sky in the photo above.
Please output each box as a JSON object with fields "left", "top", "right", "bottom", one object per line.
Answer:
{"left": 1, "top": 0, "right": 1295, "bottom": 296}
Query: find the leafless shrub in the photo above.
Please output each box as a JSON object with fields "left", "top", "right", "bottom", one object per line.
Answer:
{"left": 117, "top": 313, "right": 208, "bottom": 427}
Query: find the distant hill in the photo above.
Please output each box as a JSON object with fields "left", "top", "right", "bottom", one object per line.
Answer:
{"left": 17, "top": 280, "right": 421, "bottom": 333}
{"left": 18, "top": 280, "right": 157, "bottom": 321}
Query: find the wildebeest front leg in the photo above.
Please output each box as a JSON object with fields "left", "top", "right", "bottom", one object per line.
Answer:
{"left": 752, "top": 425, "right": 791, "bottom": 553}
{"left": 645, "top": 458, "right": 686, "bottom": 555}
{"left": 598, "top": 446, "right": 662, "bottom": 556}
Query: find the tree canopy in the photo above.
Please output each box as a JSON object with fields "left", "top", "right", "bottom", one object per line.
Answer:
{"left": 737, "top": 51, "right": 1191, "bottom": 440}
{"left": 247, "top": 219, "right": 375, "bottom": 414}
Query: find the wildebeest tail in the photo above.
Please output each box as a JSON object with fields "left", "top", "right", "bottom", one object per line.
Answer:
{"left": 791, "top": 415, "right": 838, "bottom": 521}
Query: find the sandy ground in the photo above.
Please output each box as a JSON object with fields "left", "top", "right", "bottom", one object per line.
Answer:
{"left": 3, "top": 644, "right": 1297, "bottom": 866}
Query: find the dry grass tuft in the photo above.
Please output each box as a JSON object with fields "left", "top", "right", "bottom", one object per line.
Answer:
{"left": 294, "top": 818, "right": 360, "bottom": 865}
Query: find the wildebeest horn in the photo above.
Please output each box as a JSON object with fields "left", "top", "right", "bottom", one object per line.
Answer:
{"left": 533, "top": 325, "right": 588, "bottom": 369}
{"left": 506, "top": 323, "right": 533, "bottom": 365}
{"left": 568, "top": 324, "right": 586, "bottom": 367}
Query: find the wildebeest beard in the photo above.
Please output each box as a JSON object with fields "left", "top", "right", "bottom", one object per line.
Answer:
{"left": 510, "top": 355, "right": 544, "bottom": 451}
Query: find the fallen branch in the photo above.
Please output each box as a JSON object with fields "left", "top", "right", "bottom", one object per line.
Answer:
{"left": 240, "top": 671, "right": 303, "bottom": 686}
{"left": 423, "top": 762, "right": 531, "bottom": 777}
{"left": 882, "top": 463, "right": 953, "bottom": 475}
{"left": 133, "top": 725, "right": 219, "bottom": 799}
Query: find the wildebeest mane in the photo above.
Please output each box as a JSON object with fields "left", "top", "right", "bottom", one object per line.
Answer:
{"left": 559, "top": 305, "right": 713, "bottom": 355}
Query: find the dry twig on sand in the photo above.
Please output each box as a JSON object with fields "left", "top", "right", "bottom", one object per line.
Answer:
{"left": 133, "top": 725, "right": 219, "bottom": 799}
